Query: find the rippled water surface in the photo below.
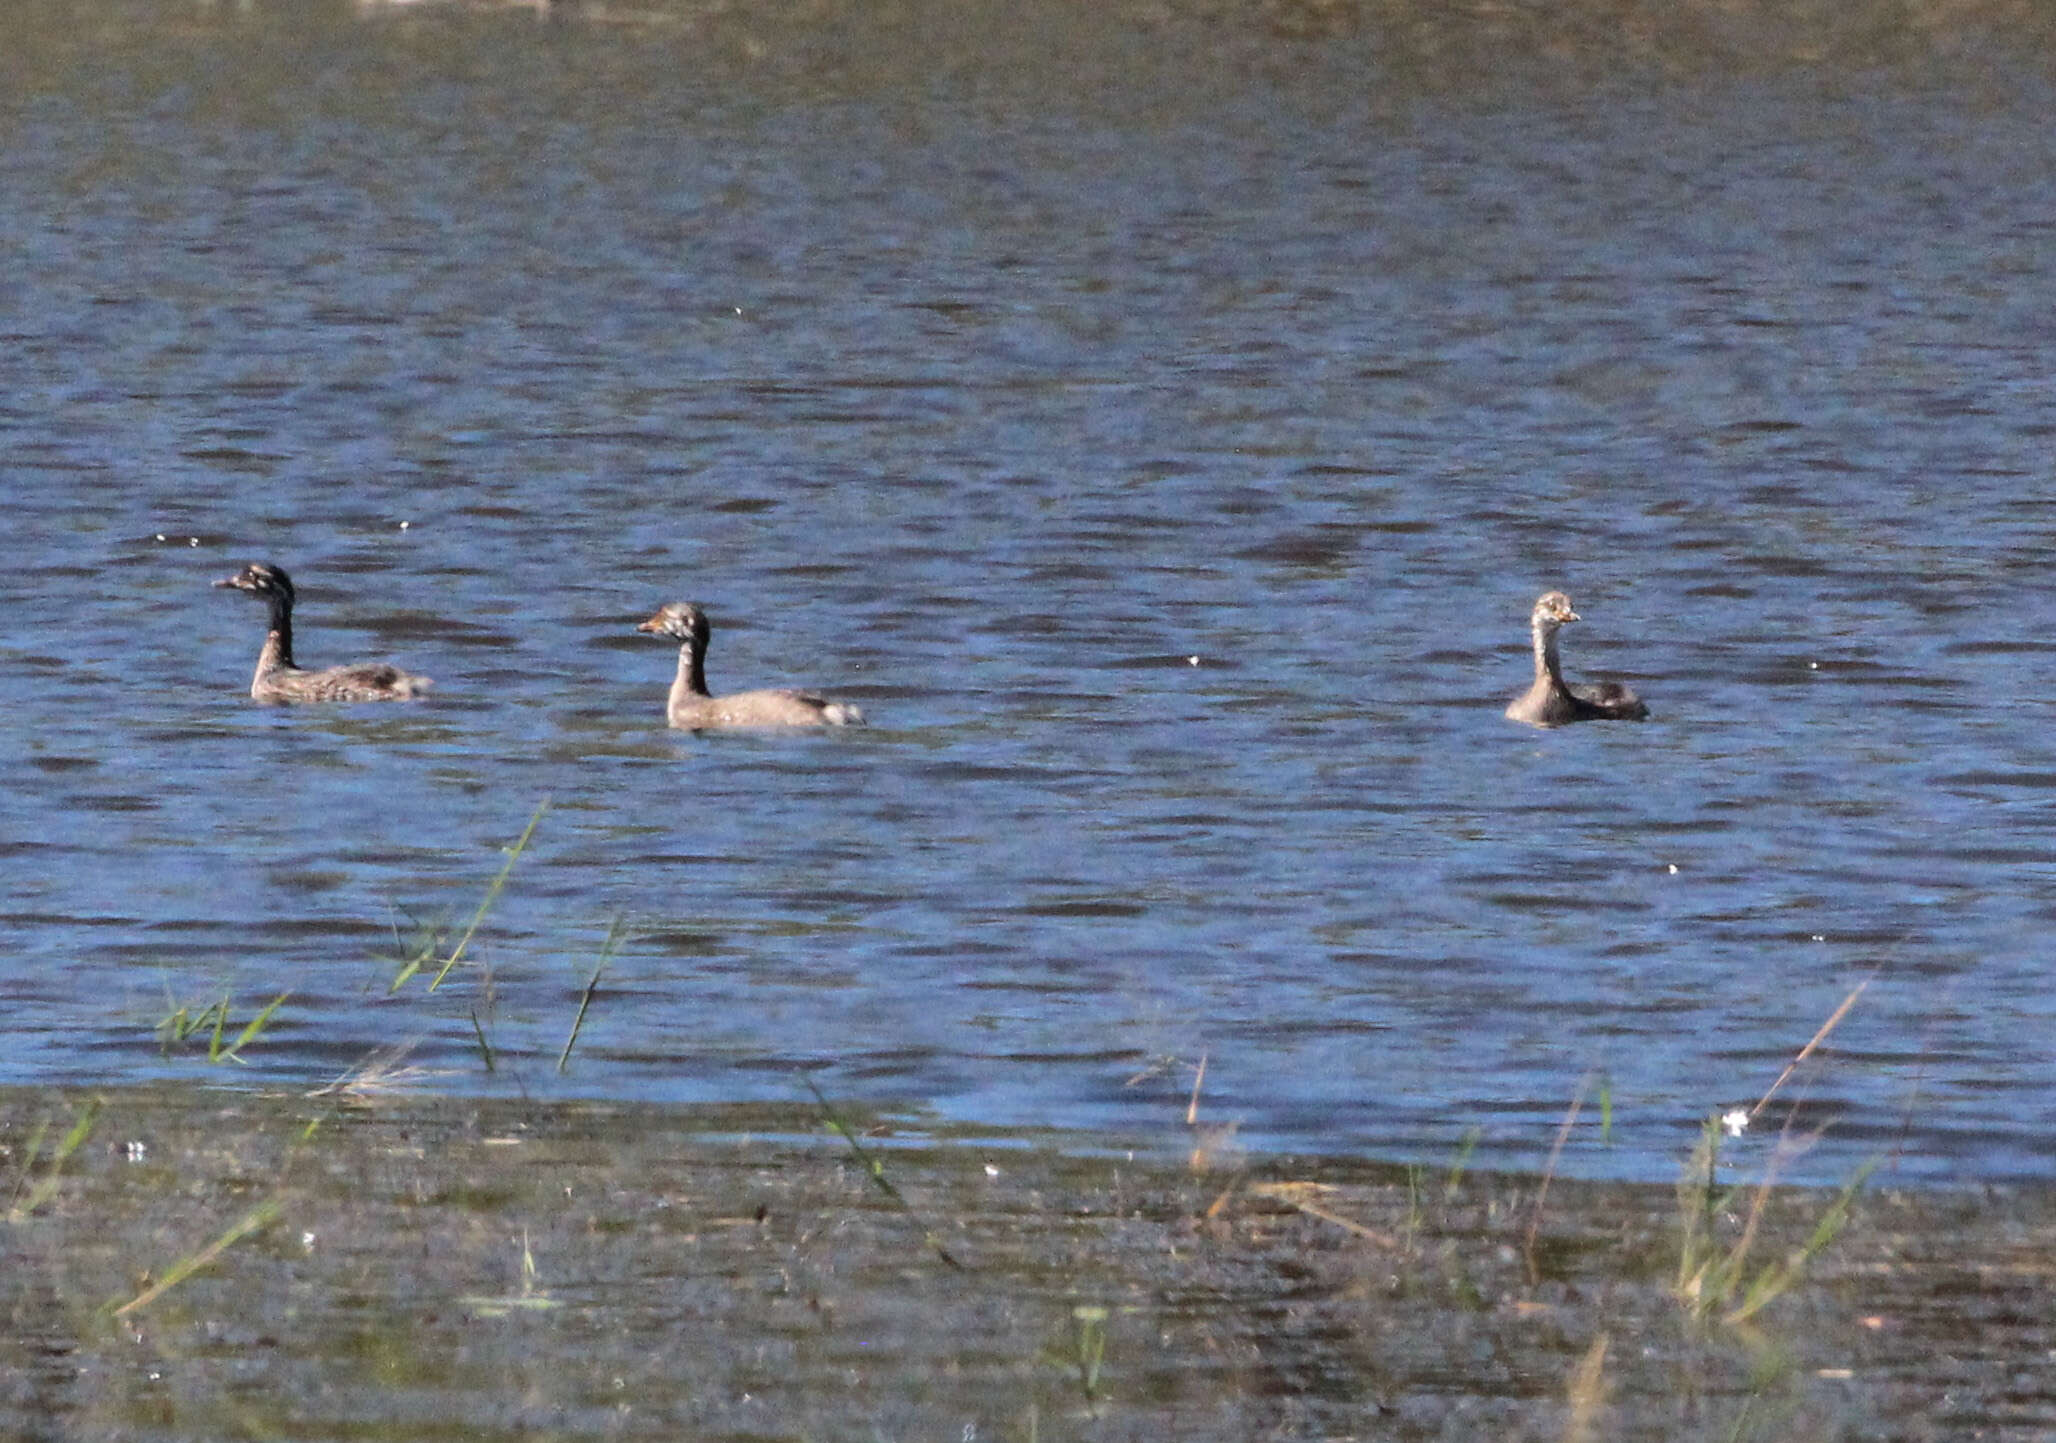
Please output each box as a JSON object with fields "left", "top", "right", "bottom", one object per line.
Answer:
{"left": 6, "top": 1, "right": 2055, "bottom": 1183}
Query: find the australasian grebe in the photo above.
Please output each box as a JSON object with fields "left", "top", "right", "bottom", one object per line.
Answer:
{"left": 215, "top": 562, "right": 434, "bottom": 703}
{"left": 636, "top": 601, "right": 863, "bottom": 729}
{"left": 1505, "top": 590, "right": 1649, "bottom": 726}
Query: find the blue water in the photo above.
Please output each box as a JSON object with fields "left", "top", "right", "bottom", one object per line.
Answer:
{"left": 4, "top": 2, "right": 2055, "bottom": 1182}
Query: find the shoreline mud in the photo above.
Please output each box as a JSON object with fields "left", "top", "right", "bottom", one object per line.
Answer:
{"left": 4, "top": 1086, "right": 2050, "bottom": 1439}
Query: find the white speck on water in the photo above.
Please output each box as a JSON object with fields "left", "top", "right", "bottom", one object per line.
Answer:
{"left": 1188, "top": 655, "right": 1200, "bottom": 666}
{"left": 1667, "top": 863, "right": 1679, "bottom": 874}
{"left": 1722, "top": 1109, "right": 1750, "bottom": 1137}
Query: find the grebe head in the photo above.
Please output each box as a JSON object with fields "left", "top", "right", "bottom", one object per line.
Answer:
{"left": 1531, "top": 591, "right": 1579, "bottom": 631}
{"left": 636, "top": 601, "right": 709, "bottom": 648}
{"left": 215, "top": 561, "right": 296, "bottom": 605}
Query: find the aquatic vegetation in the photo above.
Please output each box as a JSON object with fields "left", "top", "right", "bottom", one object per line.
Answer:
{"left": 306, "top": 1040, "right": 450, "bottom": 1100}
{"left": 1675, "top": 980, "right": 1877, "bottom": 1327}
{"left": 1674, "top": 1112, "right": 1876, "bottom": 1327}
{"left": 558, "top": 913, "right": 626, "bottom": 1074}
{"left": 4, "top": 1096, "right": 99, "bottom": 1223}
{"left": 468, "top": 1008, "right": 498, "bottom": 1073}
{"left": 1066, "top": 1304, "right": 1110, "bottom": 1413}
{"left": 389, "top": 797, "right": 548, "bottom": 994}
{"left": 155, "top": 991, "right": 289, "bottom": 1064}
{"left": 0, "top": 1087, "right": 2032, "bottom": 1441}
{"left": 112, "top": 1194, "right": 283, "bottom": 1318}
{"left": 458, "top": 1229, "right": 560, "bottom": 1316}
{"left": 807, "top": 1078, "right": 964, "bottom": 1272}
{"left": 1443, "top": 1125, "right": 1483, "bottom": 1198}
{"left": 1525, "top": 1071, "right": 1608, "bottom": 1283}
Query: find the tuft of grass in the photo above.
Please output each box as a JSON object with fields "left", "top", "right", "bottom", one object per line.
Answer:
{"left": 5, "top": 1097, "right": 101, "bottom": 1223}
{"left": 390, "top": 798, "right": 548, "bottom": 994}
{"left": 1674, "top": 1113, "right": 1875, "bottom": 1326}
{"left": 157, "top": 991, "right": 289, "bottom": 1064}
{"left": 1672, "top": 976, "right": 1877, "bottom": 1325}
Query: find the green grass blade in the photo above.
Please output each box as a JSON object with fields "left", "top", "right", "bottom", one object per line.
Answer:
{"left": 389, "top": 799, "right": 547, "bottom": 994}
{"left": 52, "top": 1098, "right": 101, "bottom": 1163}
{"left": 558, "top": 914, "right": 625, "bottom": 1074}
{"left": 470, "top": 1009, "right": 497, "bottom": 1073}
{"left": 7, "top": 1100, "right": 102, "bottom": 1223}
{"left": 205, "top": 996, "right": 230, "bottom": 1062}
{"left": 220, "top": 992, "right": 290, "bottom": 1064}
{"left": 1443, "top": 1126, "right": 1480, "bottom": 1199}
{"left": 805, "top": 1078, "right": 963, "bottom": 1271}
{"left": 1725, "top": 1157, "right": 1876, "bottom": 1325}
{"left": 429, "top": 799, "right": 547, "bottom": 992}
{"left": 114, "top": 1196, "right": 283, "bottom": 1317}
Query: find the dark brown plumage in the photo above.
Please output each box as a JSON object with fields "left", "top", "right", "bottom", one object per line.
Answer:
{"left": 216, "top": 562, "right": 433, "bottom": 704}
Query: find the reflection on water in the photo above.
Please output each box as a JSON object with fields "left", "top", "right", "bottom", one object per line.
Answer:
{"left": 4, "top": 0, "right": 2056, "bottom": 1182}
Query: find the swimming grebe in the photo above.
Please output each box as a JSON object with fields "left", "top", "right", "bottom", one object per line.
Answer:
{"left": 215, "top": 562, "right": 434, "bottom": 703}
{"left": 1505, "top": 591, "right": 1648, "bottom": 726}
{"left": 636, "top": 601, "right": 864, "bottom": 729}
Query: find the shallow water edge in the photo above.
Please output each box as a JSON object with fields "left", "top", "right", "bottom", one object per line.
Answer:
{"left": 3, "top": 1085, "right": 2050, "bottom": 1440}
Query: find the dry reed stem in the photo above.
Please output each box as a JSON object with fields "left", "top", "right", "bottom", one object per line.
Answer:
{"left": 1563, "top": 1332, "right": 1610, "bottom": 1443}
{"left": 1752, "top": 977, "right": 1868, "bottom": 1119}
{"left": 1248, "top": 1181, "right": 1401, "bottom": 1247}
{"left": 1525, "top": 1076, "right": 1590, "bottom": 1284}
